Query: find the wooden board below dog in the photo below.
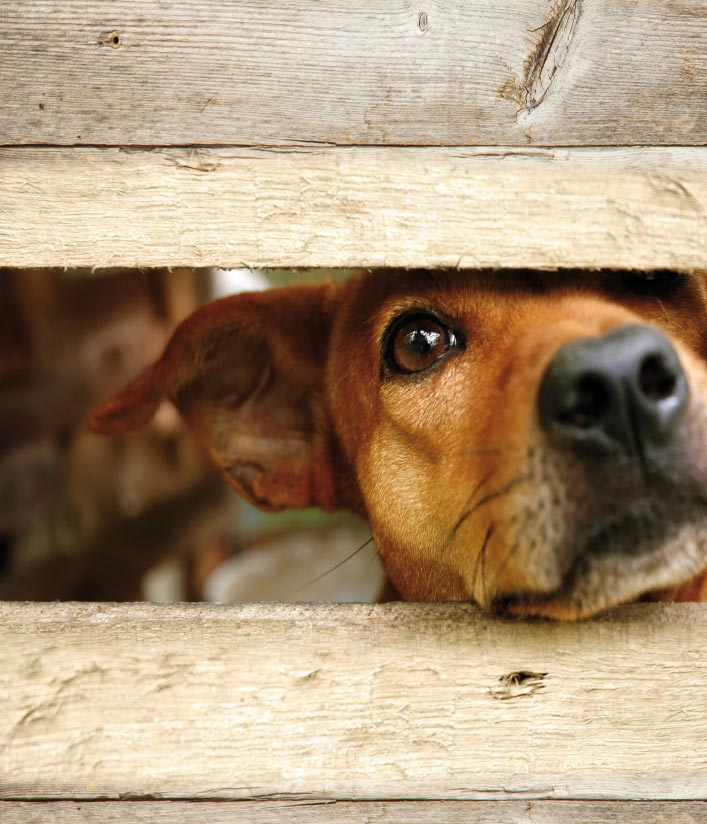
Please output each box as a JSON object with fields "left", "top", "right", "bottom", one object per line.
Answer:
{"left": 2, "top": 146, "right": 706, "bottom": 270}
{"left": 1, "top": 0, "right": 705, "bottom": 147}
{"left": 2, "top": 800, "right": 707, "bottom": 823}
{"left": 2, "top": 601, "right": 707, "bottom": 802}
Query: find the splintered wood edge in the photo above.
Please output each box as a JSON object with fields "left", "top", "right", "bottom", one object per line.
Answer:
{"left": 2, "top": 601, "right": 707, "bottom": 802}
{"left": 1, "top": 146, "right": 706, "bottom": 271}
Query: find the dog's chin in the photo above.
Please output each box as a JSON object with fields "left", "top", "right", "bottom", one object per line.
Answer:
{"left": 494, "top": 506, "right": 707, "bottom": 620}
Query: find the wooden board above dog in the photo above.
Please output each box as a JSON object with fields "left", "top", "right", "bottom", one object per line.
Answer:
{"left": 1, "top": 0, "right": 705, "bottom": 147}
{"left": 2, "top": 147, "right": 706, "bottom": 270}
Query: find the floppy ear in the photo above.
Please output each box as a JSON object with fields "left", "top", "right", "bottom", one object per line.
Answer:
{"left": 88, "top": 283, "right": 345, "bottom": 512}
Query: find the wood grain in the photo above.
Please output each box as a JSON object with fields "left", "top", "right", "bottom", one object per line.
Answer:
{"left": 1, "top": 0, "right": 705, "bottom": 147}
{"left": 2, "top": 147, "right": 706, "bottom": 270}
{"left": 3, "top": 602, "right": 707, "bottom": 801}
{"left": 3, "top": 800, "right": 707, "bottom": 823}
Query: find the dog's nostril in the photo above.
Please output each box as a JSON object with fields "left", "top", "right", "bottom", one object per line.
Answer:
{"left": 557, "top": 375, "right": 610, "bottom": 429}
{"left": 639, "top": 354, "right": 677, "bottom": 402}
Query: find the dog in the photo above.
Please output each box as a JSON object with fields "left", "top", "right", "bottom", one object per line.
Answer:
{"left": 88, "top": 271, "right": 707, "bottom": 619}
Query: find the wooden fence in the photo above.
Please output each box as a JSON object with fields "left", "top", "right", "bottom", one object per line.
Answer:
{"left": 1, "top": 1, "right": 706, "bottom": 819}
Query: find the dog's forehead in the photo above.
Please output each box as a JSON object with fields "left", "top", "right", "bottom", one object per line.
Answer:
{"left": 340, "top": 270, "right": 706, "bottom": 324}
{"left": 343, "top": 271, "right": 585, "bottom": 320}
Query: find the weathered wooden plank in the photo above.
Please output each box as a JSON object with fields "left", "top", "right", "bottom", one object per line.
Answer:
{"left": 1, "top": 0, "right": 705, "bottom": 147}
{"left": 2, "top": 147, "right": 706, "bottom": 270}
{"left": 3, "top": 602, "right": 707, "bottom": 801}
{"left": 3, "top": 800, "right": 707, "bottom": 823}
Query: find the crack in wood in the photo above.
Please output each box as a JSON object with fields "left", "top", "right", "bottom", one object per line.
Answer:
{"left": 522, "top": 0, "right": 580, "bottom": 113}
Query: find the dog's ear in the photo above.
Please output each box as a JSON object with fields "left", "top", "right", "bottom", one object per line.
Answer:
{"left": 88, "top": 283, "right": 343, "bottom": 511}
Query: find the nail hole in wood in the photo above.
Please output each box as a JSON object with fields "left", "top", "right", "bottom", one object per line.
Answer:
{"left": 490, "top": 670, "right": 547, "bottom": 700}
{"left": 99, "top": 30, "right": 122, "bottom": 48}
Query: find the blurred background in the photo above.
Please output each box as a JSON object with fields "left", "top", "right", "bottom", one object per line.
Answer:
{"left": 0, "top": 267, "right": 384, "bottom": 603}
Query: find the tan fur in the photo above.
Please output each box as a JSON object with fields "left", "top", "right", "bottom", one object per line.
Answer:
{"left": 89, "top": 272, "right": 707, "bottom": 619}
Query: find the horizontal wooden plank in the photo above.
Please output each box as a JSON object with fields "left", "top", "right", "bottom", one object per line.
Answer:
{"left": 1, "top": 0, "right": 705, "bottom": 147}
{"left": 3, "top": 602, "right": 707, "bottom": 801}
{"left": 2, "top": 147, "right": 706, "bottom": 270}
{"left": 3, "top": 800, "right": 707, "bottom": 823}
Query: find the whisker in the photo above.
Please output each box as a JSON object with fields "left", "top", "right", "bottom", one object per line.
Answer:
{"left": 446, "top": 445, "right": 523, "bottom": 458}
{"left": 451, "top": 473, "right": 531, "bottom": 542}
{"left": 488, "top": 508, "right": 534, "bottom": 599}
{"left": 445, "top": 435, "right": 544, "bottom": 461}
{"left": 437, "top": 467, "right": 497, "bottom": 559}
{"left": 292, "top": 536, "right": 375, "bottom": 596}
{"left": 478, "top": 523, "right": 495, "bottom": 606}
{"left": 365, "top": 549, "right": 379, "bottom": 574}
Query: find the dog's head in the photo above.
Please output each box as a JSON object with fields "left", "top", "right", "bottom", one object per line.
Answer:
{"left": 89, "top": 272, "right": 707, "bottom": 618}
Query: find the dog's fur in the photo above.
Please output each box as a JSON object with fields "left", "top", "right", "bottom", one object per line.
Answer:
{"left": 89, "top": 271, "right": 707, "bottom": 619}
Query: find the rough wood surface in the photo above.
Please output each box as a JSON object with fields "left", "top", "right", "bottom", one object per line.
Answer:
{"left": 3, "top": 602, "right": 707, "bottom": 802}
{"left": 2, "top": 147, "right": 706, "bottom": 270}
{"left": 3, "top": 800, "right": 707, "bottom": 823}
{"left": 1, "top": 0, "right": 705, "bottom": 146}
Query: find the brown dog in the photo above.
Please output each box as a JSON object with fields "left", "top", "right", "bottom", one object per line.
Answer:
{"left": 89, "top": 271, "right": 707, "bottom": 619}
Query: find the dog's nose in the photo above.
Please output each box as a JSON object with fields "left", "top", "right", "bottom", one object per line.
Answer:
{"left": 538, "top": 324, "right": 688, "bottom": 456}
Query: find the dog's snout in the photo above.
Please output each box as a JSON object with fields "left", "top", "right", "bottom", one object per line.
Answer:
{"left": 538, "top": 324, "right": 688, "bottom": 456}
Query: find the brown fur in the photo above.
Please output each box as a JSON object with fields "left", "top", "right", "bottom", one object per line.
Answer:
{"left": 89, "top": 272, "right": 707, "bottom": 619}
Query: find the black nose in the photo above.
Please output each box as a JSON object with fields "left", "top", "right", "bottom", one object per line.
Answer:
{"left": 538, "top": 324, "right": 688, "bottom": 456}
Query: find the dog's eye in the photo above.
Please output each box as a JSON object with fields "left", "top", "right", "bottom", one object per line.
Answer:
{"left": 622, "top": 272, "right": 686, "bottom": 295}
{"left": 388, "top": 315, "right": 457, "bottom": 374}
